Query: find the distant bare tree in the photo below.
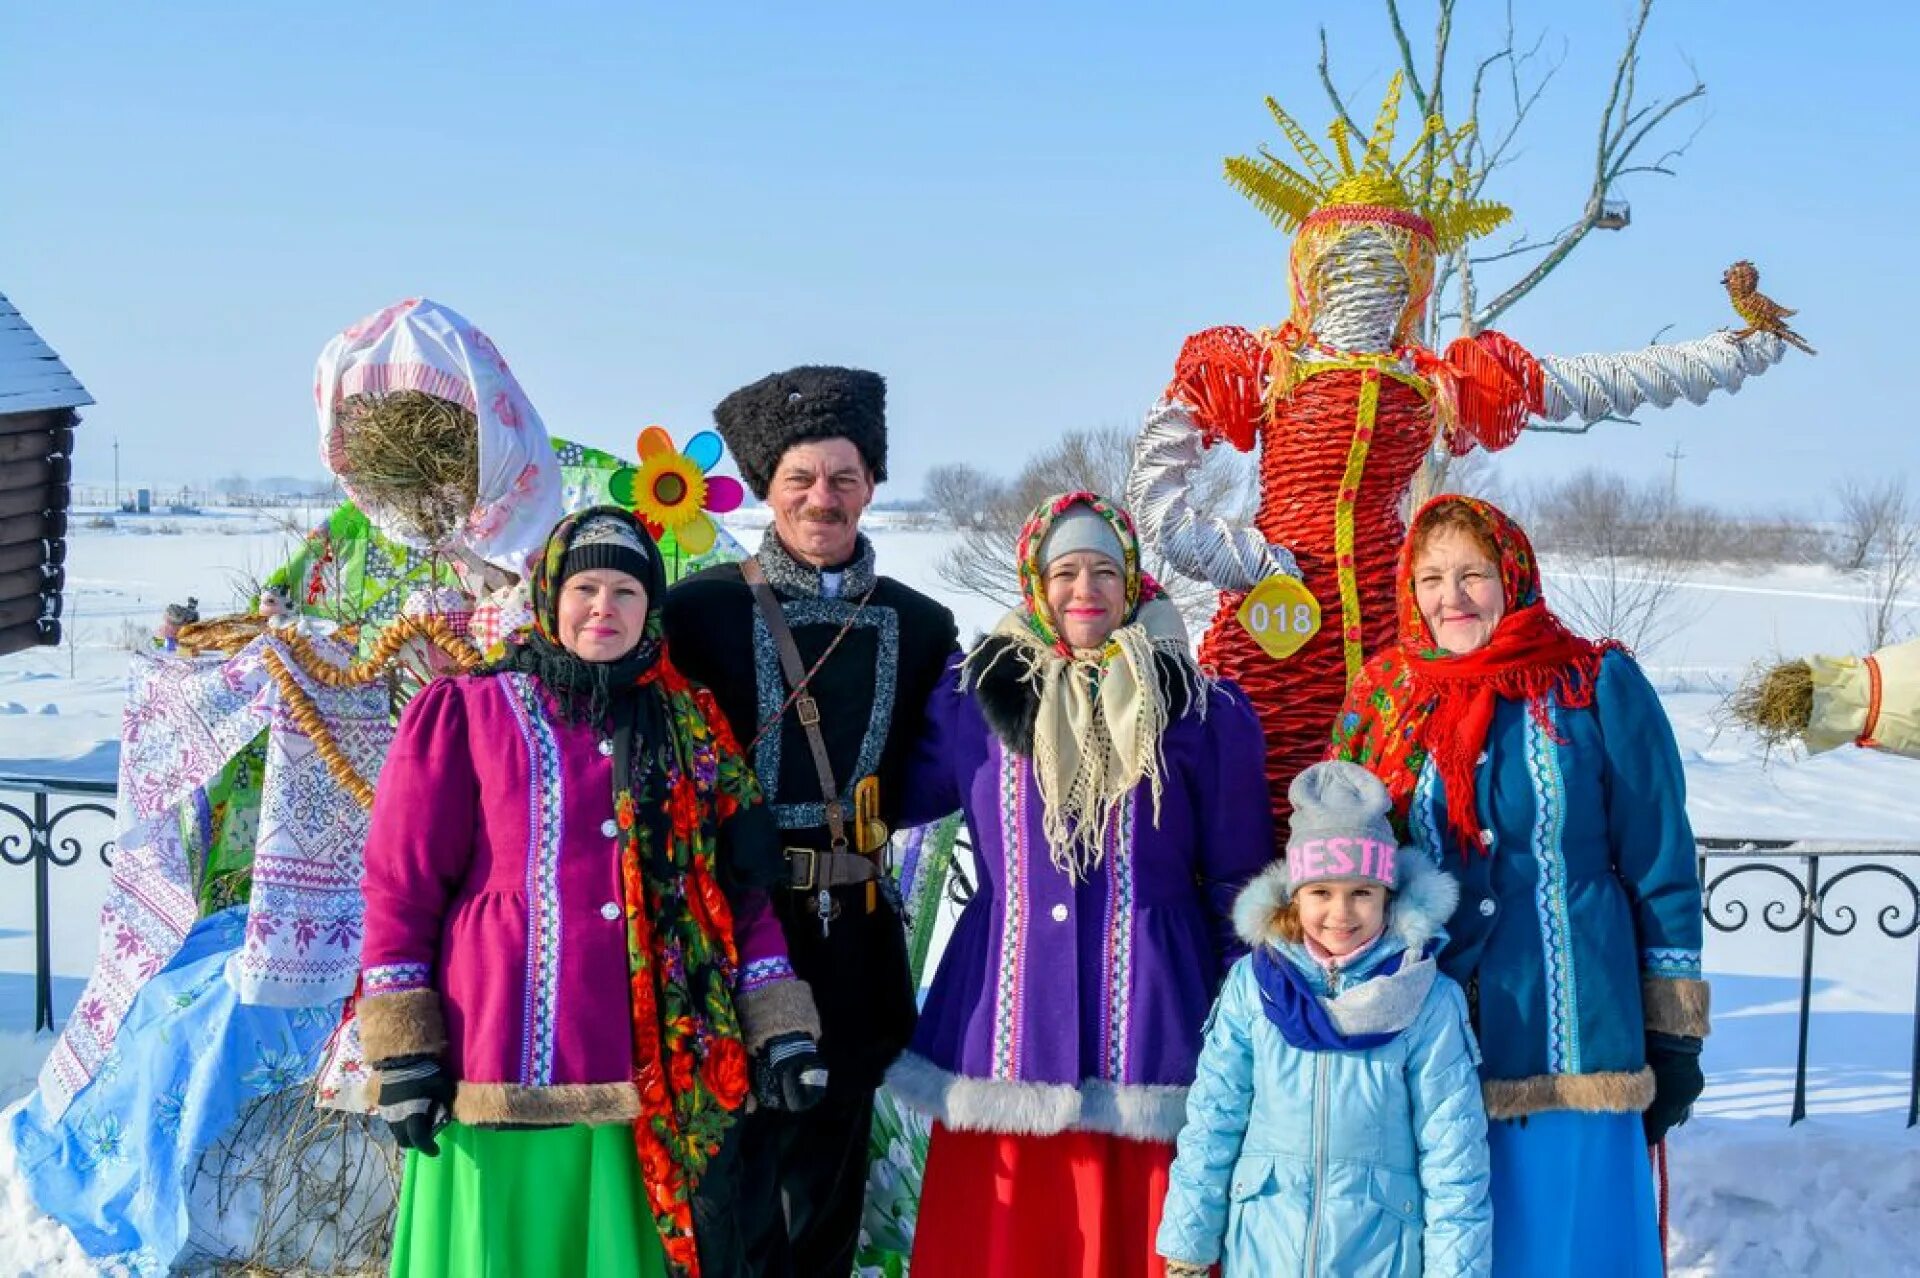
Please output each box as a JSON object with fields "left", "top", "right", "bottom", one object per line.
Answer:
{"left": 923, "top": 463, "right": 1005, "bottom": 531}
{"left": 1527, "top": 468, "right": 1709, "bottom": 652}
{"left": 1856, "top": 478, "right": 1920, "bottom": 649}
{"left": 1832, "top": 478, "right": 1907, "bottom": 574}
{"left": 938, "top": 427, "right": 1254, "bottom": 627}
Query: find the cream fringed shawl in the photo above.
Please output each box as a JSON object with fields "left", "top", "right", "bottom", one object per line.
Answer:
{"left": 963, "top": 598, "right": 1205, "bottom": 881}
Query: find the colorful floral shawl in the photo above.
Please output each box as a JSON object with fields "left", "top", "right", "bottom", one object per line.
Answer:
{"left": 1328, "top": 495, "right": 1617, "bottom": 852}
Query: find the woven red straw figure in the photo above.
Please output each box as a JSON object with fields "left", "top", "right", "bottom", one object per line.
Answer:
{"left": 1128, "top": 72, "right": 1797, "bottom": 821}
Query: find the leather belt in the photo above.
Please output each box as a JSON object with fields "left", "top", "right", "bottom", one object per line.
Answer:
{"left": 785, "top": 847, "right": 882, "bottom": 892}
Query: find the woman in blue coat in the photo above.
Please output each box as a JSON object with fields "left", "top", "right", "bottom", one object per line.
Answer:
{"left": 1330, "top": 495, "right": 1710, "bottom": 1276}
{"left": 1157, "top": 761, "right": 1491, "bottom": 1278}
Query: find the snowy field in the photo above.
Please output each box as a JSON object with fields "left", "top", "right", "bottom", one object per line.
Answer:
{"left": 0, "top": 507, "right": 1915, "bottom": 1274}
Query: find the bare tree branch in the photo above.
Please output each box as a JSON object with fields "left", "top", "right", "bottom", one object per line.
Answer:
{"left": 1316, "top": 27, "right": 1366, "bottom": 136}
{"left": 1428, "top": 0, "right": 1456, "bottom": 121}
{"left": 1384, "top": 0, "right": 1432, "bottom": 114}
{"left": 1472, "top": 0, "right": 1705, "bottom": 329}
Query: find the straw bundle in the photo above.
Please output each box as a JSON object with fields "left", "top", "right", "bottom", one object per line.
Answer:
{"left": 335, "top": 391, "right": 479, "bottom": 547}
{"left": 1727, "top": 658, "right": 1814, "bottom": 748}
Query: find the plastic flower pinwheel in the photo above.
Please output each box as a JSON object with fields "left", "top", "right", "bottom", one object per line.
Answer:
{"left": 609, "top": 425, "right": 745, "bottom": 556}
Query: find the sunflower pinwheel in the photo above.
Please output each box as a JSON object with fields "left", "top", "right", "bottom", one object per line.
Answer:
{"left": 609, "top": 425, "right": 745, "bottom": 556}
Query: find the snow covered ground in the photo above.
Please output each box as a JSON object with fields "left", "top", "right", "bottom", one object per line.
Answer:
{"left": 0, "top": 507, "right": 1915, "bottom": 1274}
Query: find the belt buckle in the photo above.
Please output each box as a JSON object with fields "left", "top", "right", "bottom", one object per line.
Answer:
{"left": 785, "top": 847, "right": 820, "bottom": 892}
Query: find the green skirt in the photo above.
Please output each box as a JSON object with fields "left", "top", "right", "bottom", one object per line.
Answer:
{"left": 391, "top": 1122, "right": 667, "bottom": 1278}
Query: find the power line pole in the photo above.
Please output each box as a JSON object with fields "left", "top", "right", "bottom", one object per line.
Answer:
{"left": 113, "top": 437, "right": 120, "bottom": 511}
{"left": 1666, "top": 440, "right": 1685, "bottom": 503}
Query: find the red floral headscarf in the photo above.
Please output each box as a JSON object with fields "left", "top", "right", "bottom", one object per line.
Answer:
{"left": 1330, "top": 495, "right": 1618, "bottom": 852}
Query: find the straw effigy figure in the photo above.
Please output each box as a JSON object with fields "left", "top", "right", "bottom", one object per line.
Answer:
{"left": 1127, "top": 73, "right": 1797, "bottom": 820}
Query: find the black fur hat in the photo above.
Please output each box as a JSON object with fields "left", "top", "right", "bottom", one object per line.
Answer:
{"left": 713, "top": 366, "right": 887, "bottom": 499}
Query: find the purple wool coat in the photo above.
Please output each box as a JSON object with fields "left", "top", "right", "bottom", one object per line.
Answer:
{"left": 357, "top": 672, "right": 800, "bottom": 1127}
{"left": 886, "top": 646, "right": 1275, "bottom": 1143}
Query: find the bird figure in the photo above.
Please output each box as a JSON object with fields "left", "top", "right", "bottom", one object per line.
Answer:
{"left": 1722, "top": 259, "right": 1816, "bottom": 355}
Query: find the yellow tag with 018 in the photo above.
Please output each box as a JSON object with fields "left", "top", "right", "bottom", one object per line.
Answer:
{"left": 1236, "top": 574, "right": 1322, "bottom": 660}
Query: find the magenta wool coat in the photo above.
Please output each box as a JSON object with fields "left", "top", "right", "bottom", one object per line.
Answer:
{"left": 357, "top": 672, "right": 807, "bottom": 1126}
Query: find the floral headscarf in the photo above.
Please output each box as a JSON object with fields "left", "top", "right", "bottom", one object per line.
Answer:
{"left": 314, "top": 298, "right": 562, "bottom": 575}
{"left": 1330, "top": 495, "right": 1616, "bottom": 853}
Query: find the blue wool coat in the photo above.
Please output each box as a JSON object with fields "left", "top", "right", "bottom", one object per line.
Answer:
{"left": 1402, "top": 650, "right": 1708, "bottom": 1117}
{"left": 1157, "top": 854, "right": 1491, "bottom": 1278}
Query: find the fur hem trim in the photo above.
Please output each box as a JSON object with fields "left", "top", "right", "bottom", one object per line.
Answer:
{"left": 1482, "top": 1067, "right": 1656, "bottom": 1121}
{"left": 1231, "top": 851, "right": 1458, "bottom": 952}
{"left": 737, "top": 978, "right": 822, "bottom": 1052}
{"left": 358, "top": 989, "right": 445, "bottom": 1063}
{"left": 451, "top": 1080, "right": 642, "bottom": 1126}
{"left": 884, "top": 1052, "right": 1189, "bottom": 1142}
{"left": 1643, "top": 976, "right": 1712, "bottom": 1038}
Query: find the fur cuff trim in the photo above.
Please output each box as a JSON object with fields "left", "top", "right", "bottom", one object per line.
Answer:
{"left": 358, "top": 989, "right": 445, "bottom": 1063}
{"left": 885, "top": 1051, "right": 1189, "bottom": 1142}
{"left": 1482, "top": 1067, "right": 1656, "bottom": 1121}
{"left": 452, "top": 1080, "right": 642, "bottom": 1126}
{"left": 1643, "top": 976, "right": 1712, "bottom": 1038}
{"left": 737, "top": 978, "right": 822, "bottom": 1052}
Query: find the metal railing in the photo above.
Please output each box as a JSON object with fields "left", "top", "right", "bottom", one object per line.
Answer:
{"left": 1, "top": 775, "right": 1916, "bottom": 1128}
{"left": 1698, "top": 838, "right": 1920, "bottom": 1127}
{"left": 0, "top": 773, "right": 116, "bottom": 1032}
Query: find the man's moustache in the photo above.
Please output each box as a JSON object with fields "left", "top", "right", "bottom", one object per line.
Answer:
{"left": 798, "top": 508, "right": 847, "bottom": 524}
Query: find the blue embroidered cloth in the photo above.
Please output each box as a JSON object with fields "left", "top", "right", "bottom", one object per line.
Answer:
{"left": 9, "top": 907, "right": 340, "bottom": 1276}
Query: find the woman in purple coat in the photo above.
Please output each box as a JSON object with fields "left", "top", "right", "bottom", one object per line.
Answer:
{"left": 888, "top": 491, "right": 1274, "bottom": 1278}
{"left": 357, "top": 508, "right": 824, "bottom": 1278}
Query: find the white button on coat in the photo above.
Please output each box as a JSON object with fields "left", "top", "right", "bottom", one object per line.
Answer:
{"left": 1050, "top": 904, "right": 1069, "bottom": 922}
{"left": 1478, "top": 898, "right": 1497, "bottom": 917}
{"left": 598, "top": 739, "right": 615, "bottom": 757}
{"left": 601, "top": 819, "right": 619, "bottom": 838}
{"left": 600, "top": 902, "right": 621, "bottom": 921}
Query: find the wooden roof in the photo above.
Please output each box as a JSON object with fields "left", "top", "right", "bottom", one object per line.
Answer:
{"left": 0, "top": 292, "right": 92, "bottom": 415}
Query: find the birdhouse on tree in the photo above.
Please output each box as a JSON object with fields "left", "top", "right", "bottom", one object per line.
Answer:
{"left": 0, "top": 292, "right": 90, "bottom": 657}
{"left": 1596, "top": 198, "right": 1632, "bottom": 230}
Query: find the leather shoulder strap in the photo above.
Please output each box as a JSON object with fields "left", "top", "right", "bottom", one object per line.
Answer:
{"left": 740, "top": 557, "right": 849, "bottom": 850}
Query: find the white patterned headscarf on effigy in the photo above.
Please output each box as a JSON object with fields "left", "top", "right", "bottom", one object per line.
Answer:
{"left": 314, "top": 297, "right": 562, "bottom": 577}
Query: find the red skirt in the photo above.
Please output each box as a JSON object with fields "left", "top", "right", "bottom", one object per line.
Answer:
{"left": 911, "top": 1124, "right": 1185, "bottom": 1278}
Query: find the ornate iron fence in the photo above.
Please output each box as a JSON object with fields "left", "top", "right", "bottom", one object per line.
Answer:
{"left": 1697, "top": 838, "right": 1920, "bottom": 1127}
{"left": 2, "top": 776, "right": 1916, "bottom": 1128}
{"left": 0, "top": 772, "right": 116, "bottom": 1031}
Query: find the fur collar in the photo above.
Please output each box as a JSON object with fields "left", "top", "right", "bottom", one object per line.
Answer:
{"left": 1232, "top": 846, "right": 1460, "bottom": 954}
{"left": 966, "top": 630, "right": 1203, "bottom": 757}
{"left": 754, "top": 527, "right": 878, "bottom": 599}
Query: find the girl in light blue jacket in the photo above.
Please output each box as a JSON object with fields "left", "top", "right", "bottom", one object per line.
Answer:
{"left": 1158, "top": 762, "right": 1491, "bottom": 1277}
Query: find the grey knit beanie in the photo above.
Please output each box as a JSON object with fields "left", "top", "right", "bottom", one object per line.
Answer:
{"left": 1039, "top": 505, "right": 1125, "bottom": 568}
{"left": 1284, "top": 760, "right": 1402, "bottom": 891}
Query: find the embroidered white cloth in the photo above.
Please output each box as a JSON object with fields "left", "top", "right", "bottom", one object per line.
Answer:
{"left": 38, "top": 636, "right": 393, "bottom": 1116}
{"left": 314, "top": 297, "right": 562, "bottom": 576}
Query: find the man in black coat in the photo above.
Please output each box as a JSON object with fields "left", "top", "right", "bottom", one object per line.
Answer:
{"left": 664, "top": 366, "right": 958, "bottom": 1278}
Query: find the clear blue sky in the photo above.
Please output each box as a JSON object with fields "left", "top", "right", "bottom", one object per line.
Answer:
{"left": 5, "top": 2, "right": 1915, "bottom": 510}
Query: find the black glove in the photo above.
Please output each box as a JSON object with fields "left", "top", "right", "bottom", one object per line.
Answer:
{"left": 752, "top": 1032, "right": 828, "bottom": 1113}
{"left": 376, "top": 1054, "right": 456, "bottom": 1156}
{"left": 1642, "top": 1032, "right": 1704, "bottom": 1146}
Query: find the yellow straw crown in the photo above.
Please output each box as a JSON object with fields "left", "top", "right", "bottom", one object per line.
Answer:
{"left": 1225, "top": 71, "right": 1511, "bottom": 254}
